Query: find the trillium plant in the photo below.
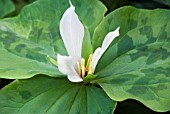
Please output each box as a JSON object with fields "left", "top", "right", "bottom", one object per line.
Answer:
{"left": 0, "top": 0, "right": 170, "bottom": 114}
{"left": 57, "top": 1, "right": 119, "bottom": 82}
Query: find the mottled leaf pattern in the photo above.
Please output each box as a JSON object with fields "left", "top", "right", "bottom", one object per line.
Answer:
{"left": 0, "top": 48, "right": 62, "bottom": 79}
{"left": 92, "top": 7, "right": 170, "bottom": 112}
{"left": 0, "top": 0, "right": 106, "bottom": 79}
{"left": 0, "top": 75, "right": 116, "bottom": 114}
{"left": 0, "top": 0, "right": 170, "bottom": 113}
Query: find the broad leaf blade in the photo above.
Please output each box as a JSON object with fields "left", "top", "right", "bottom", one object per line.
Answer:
{"left": 71, "top": 0, "right": 107, "bottom": 37}
{"left": 0, "top": 0, "right": 106, "bottom": 79}
{"left": 0, "top": 0, "right": 15, "bottom": 18}
{"left": 92, "top": 7, "right": 170, "bottom": 112}
{"left": 0, "top": 48, "right": 62, "bottom": 79}
{"left": 0, "top": 75, "right": 116, "bottom": 114}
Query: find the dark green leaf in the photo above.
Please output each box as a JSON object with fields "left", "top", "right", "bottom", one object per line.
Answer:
{"left": 0, "top": 75, "right": 116, "bottom": 114}
{"left": 82, "top": 27, "right": 93, "bottom": 61}
{"left": 0, "top": 0, "right": 15, "bottom": 18}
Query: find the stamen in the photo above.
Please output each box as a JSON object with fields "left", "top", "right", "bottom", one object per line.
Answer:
{"left": 87, "top": 61, "right": 92, "bottom": 75}
{"left": 86, "top": 54, "right": 92, "bottom": 69}
{"left": 81, "top": 66, "right": 85, "bottom": 78}
{"left": 81, "top": 58, "right": 86, "bottom": 78}
{"left": 86, "top": 54, "right": 93, "bottom": 75}
{"left": 81, "top": 58, "right": 85, "bottom": 67}
{"left": 77, "top": 56, "right": 93, "bottom": 78}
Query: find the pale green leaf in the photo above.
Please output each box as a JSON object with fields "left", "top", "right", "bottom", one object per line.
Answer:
{"left": 0, "top": 0, "right": 106, "bottom": 79}
{"left": 92, "top": 6, "right": 170, "bottom": 112}
{"left": 0, "top": 48, "right": 62, "bottom": 79}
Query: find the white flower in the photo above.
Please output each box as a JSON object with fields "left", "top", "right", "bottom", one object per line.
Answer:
{"left": 57, "top": 1, "right": 120, "bottom": 82}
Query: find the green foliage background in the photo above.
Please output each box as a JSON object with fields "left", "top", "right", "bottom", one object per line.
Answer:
{"left": 0, "top": 0, "right": 170, "bottom": 114}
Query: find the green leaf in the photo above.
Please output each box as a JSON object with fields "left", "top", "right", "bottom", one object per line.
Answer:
{"left": 92, "top": 6, "right": 170, "bottom": 112}
{"left": 28, "top": 0, "right": 37, "bottom": 3}
{"left": 0, "top": 48, "right": 62, "bottom": 79}
{"left": 0, "top": 0, "right": 106, "bottom": 79}
{"left": 82, "top": 27, "right": 93, "bottom": 61}
{"left": 71, "top": 0, "right": 107, "bottom": 37}
{"left": 0, "top": 0, "right": 15, "bottom": 18}
{"left": 0, "top": 75, "right": 116, "bottom": 114}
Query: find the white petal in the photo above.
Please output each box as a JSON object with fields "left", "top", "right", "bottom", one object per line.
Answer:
{"left": 101, "top": 27, "right": 120, "bottom": 51}
{"left": 92, "top": 27, "right": 120, "bottom": 71}
{"left": 57, "top": 54, "right": 83, "bottom": 82}
{"left": 60, "top": 2, "right": 84, "bottom": 69}
{"left": 68, "top": 73, "right": 83, "bottom": 82}
{"left": 57, "top": 54, "right": 73, "bottom": 74}
{"left": 92, "top": 47, "right": 102, "bottom": 71}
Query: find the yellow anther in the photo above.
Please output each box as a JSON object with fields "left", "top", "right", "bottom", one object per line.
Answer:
{"left": 86, "top": 54, "right": 92, "bottom": 69}
{"left": 77, "top": 62, "right": 81, "bottom": 76}
{"left": 87, "top": 61, "right": 92, "bottom": 74}
{"left": 81, "top": 58, "right": 86, "bottom": 78}
{"left": 77, "top": 56, "right": 93, "bottom": 78}
{"left": 81, "top": 58, "right": 85, "bottom": 67}
{"left": 81, "top": 66, "right": 86, "bottom": 78}
{"left": 88, "top": 68, "right": 92, "bottom": 75}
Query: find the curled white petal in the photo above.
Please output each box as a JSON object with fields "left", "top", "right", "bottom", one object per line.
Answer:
{"left": 92, "top": 47, "right": 102, "bottom": 71}
{"left": 60, "top": 2, "right": 84, "bottom": 69}
{"left": 92, "top": 27, "right": 120, "bottom": 71}
{"left": 57, "top": 54, "right": 83, "bottom": 82}
{"left": 101, "top": 27, "right": 120, "bottom": 51}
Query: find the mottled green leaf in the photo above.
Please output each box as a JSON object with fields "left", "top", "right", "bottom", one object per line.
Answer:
{"left": 0, "top": 0, "right": 106, "bottom": 79}
{"left": 0, "top": 48, "right": 62, "bottom": 79}
{"left": 0, "top": 0, "right": 15, "bottom": 18}
{"left": 92, "top": 7, "right": 170, "bottom": 112}
{"left": 0, "top": 75, "right": 116, "bottom": 114}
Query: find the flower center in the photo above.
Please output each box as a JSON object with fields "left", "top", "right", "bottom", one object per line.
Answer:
{"left": 77, "top": 54, "right": 93, "bottom": 78}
